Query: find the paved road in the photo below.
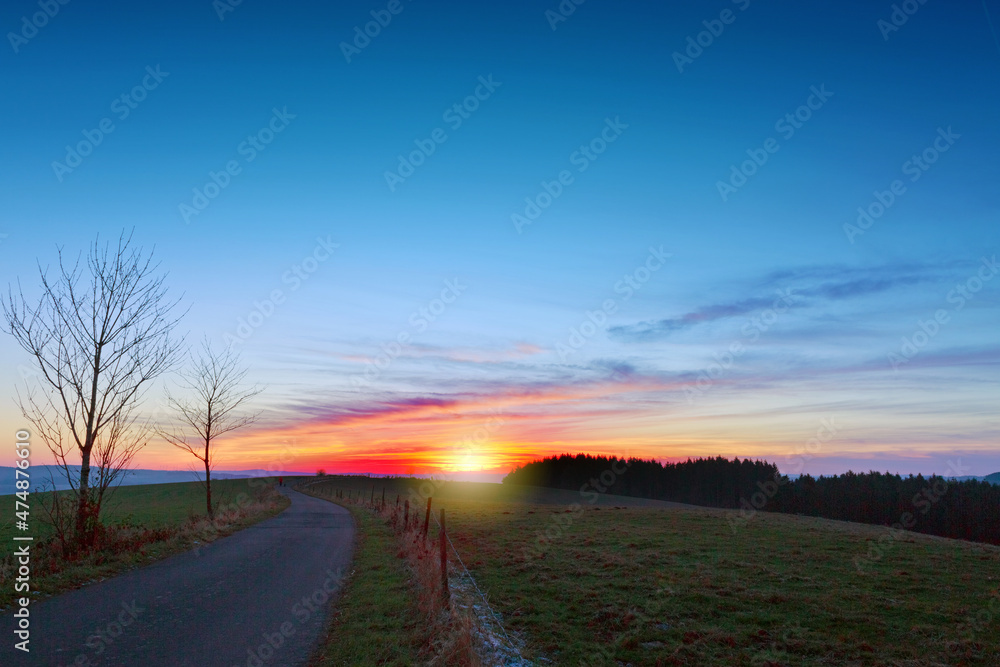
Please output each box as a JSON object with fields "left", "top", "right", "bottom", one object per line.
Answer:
{"left": 0, "top": 488, "right": 354, "bottom": 666}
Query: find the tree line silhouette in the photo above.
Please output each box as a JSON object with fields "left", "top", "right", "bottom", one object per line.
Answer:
{"left": 502, "top": 454, "right": 1000, "bottom": 545}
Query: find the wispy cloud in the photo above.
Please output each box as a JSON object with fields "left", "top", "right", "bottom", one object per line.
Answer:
{"left": 609, "top": 261, "right": 950, "bottom": 342}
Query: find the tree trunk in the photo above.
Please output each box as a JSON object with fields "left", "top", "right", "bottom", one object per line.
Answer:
{"left": 77, "top": 344, "right": 103, "bottom": 543}
{"left": 205, "top": 458, "right": 213, "bottom": 520}
{"left": 76, "top": 447, "right": 93, "bottom": 541}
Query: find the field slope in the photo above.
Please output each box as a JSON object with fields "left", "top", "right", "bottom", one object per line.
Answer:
{"left": 441, "top": 500, "right": 1000, "bottom": 665}
{"left": 290, "top": 476, "right": 1000, "bottom": 665}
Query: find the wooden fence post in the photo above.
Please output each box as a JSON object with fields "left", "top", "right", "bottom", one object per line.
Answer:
{"left": 440, "top": 508, "right": 449, "bottom": 607}
{"left": 404, "top": 500, "right": 409, "bottom": 530}
{"left": 381, "top": 488, "right": 385, "bottom": 510}
{"left": 423, "top": 497, "right": 432, "bottom": 540}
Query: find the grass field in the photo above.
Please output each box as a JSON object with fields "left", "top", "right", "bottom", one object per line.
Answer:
{"left": 299, "top": 474, "right": 690, "bottom": 509}
{"left": 0, "top": 478, "right": 289, "bottom": 608}
{"left": 299, "top": 476, "right": 1000, "bottom": 666}
{"left": 304, "top": 496, "right": 425, "bottom": 666}
{"left": 0, "top": 477, "right": 285, "bottom": 551}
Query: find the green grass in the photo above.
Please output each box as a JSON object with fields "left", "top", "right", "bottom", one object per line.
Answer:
{"left": 298, "top": 474, "right": 685, "bottom": 508}
{"left": 0, "top": 478, "right": 289, "bottom": 608}
{"left": 291, "top": 476, "right": 1000, "bottom": 664}
{"left": 0, "top": 477, "right": 284, "bottom": 552}
{"left": 299, "top": 486, "right": 425, "bottom": 666}
{"left": 435, "top": 499, "right": 1000, "bottom": 666}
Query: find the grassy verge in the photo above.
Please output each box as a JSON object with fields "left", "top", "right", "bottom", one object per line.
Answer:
{"left": 297, "top": 484, "right": 425, "bottom": 666}
{"left": 0, "top": 478, "right": 289, "bottom": 608}
{"left": 434, "top": 499, "right": 1000, "bottom": 666}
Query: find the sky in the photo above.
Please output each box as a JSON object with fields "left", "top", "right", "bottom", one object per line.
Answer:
{"left": 1, "top": 0, "right": 997, "bottom": 479}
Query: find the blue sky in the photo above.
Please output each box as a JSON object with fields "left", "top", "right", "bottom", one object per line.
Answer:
{"left": 1, "top": 0, "right": 997, "bottom": 476}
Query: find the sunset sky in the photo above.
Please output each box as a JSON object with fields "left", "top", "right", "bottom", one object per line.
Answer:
{"left": 1, "top": 0, "right": 998, "bottom": 478}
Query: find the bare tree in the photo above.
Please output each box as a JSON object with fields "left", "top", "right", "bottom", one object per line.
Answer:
{"left": 157, "top": 340, "right": 262, "bottom": 519}
{"left": 3, "top": 232, "right": 184, "bottom": 546}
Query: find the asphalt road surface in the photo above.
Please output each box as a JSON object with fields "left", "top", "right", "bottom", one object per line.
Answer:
{"left": 0, "top": 488, "right": 354, "bottom": 667}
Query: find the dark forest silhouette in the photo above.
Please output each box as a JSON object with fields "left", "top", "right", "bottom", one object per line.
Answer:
{"left": 503, "top": 454, "right": 1000, "bottom": 545}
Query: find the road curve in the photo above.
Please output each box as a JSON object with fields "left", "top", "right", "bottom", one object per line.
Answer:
{"left": 0, "top": 488, "right": 354, "bottom": 667}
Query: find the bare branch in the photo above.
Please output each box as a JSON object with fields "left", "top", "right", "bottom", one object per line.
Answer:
{"left": 156, "top": 338, "right": 263, "bottom": 518}
{"left": 3, "top": 230, "right": 185, "bottom": 546}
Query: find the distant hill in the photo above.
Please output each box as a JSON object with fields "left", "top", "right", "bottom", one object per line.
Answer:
{"left": 0, "top": 466, "right": 306, "bottom": 496}
{"left": 948, "top": 474, "right": 1000, "bottom": 484}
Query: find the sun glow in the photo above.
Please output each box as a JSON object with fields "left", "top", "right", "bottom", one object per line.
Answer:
{"left": 442, "top": 448, "right": 497, "bottom": 473}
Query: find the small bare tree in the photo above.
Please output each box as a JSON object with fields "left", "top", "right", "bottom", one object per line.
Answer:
{"left": 3, "top": 232, "right": 184, "bottom": 546}
{"left": 157, "top": 340, "right": 262, "bottom": 519}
